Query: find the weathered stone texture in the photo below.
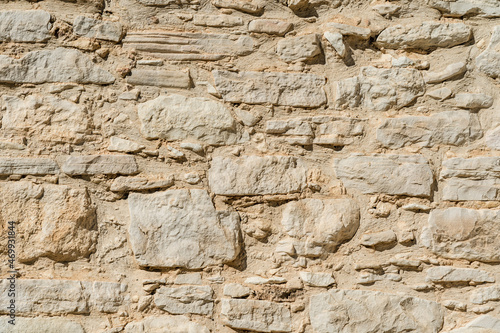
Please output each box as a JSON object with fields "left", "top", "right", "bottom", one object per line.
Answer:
{"left": 0, "top": 10, "right": 52, "bottom": 43}
{"left": 276, "top": 34, "right": 322, "bottom": 62}
{"left": 430, "top": 0, "right": 500, "bottom": 18}
{"left": 128, "top": 189, "right": 241, "bottom": 269}
{"left": 73, "top": 16, "right": 123, "bottom": 42}
{"left": 426, "top": 266, "right": 495, "bottom": 284}
{"left": 62, "top": 155, "right": 139, "bottom": 175}
{"left": 477, "top": 26, "right": 500, "bottom": 78}
{"left": 154, "top": 285, "right": 214, "bottom": 315}
{"left": 124, "top": 316, "right": 210, "bottom": 333}
{"left": 0, "top": 317, "right": 85, "bottom": 333}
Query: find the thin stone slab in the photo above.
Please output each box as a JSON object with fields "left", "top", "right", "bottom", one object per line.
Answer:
{"left": 127, "top": 69, "right": 190, "bottom": 88}
{"left": 422, "top": 208, "right": 500, "bottom": 262}
{"left": 249, "top": 19, "right": 293, "bottom": 36}
{"left": 0, "top": 48, "right": 115, "bottom": 85}
{"left": 0, "top": 158, "right": 59, "bottom": 175}
{"left": 208, "top": 155, "right": 307, "bottom": 196}
{"left": 110, "top": 176, "right": 174, "bottom": 192}
{"left": 0, "top": 10, "right": 52, "bottom": 43}
{"left": 128, "top": 189, "right": 241, "bottom": 269}
{"left": 62, "top": 155, "right": 139, "bottom": 175}
{"left": 0, "top": 317, "right": 85, "bottom": 333}
{"left": 310, "top": 289, "right": 444, "bottom": 333}
{"left": 445, "top": 315, "right": 500, "bottom": 333}
{"left": 430, "top": 0, "right": 500, "bottom": 18}
{"left": 334, "top": 154, "right": 433, "bottom": 197}
{"left": 426, "top": 266, "right": 495, "bottom": 284}
{"left": 213, "top": 70, "right": 327, "bottom": 107}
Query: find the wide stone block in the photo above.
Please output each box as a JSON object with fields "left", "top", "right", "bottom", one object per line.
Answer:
{"left": 212, "top": 70, "right": 327, "bottom": 107}
{"left": 154, "top": 285, "right": 214, "bottom": 315}
{"left": 0, "top": 317, "right": 85, "bottom": 333}
{"left": 426, "top": 266, "right": 495, "bottom": 284}
{"left": 0, "top": 10, "right": 52, "bottom": 43}
{"left": 422, "top": 208, "right": 500, "bottom": 262}
{"left": 127, "top": 69, "right": 191, "bottom": 88}
{"left": 334, "top": 154, "right": 433, "bottom": 197}
{"left": 310, "top": 289, "right": 444, "bottom": 333}
{"left": 73, "top": 16, "right": 123, "bottom": 42}
{"left": 128, "top": 189, "right": 241, "bottom": 269}
{"left": 124, "top": 316, "right": 210, "bottom": 333}
{"left": 61, "top": 155, "right": 139, "bottom": 175}
{"left": 430, "top": 0, "right": 500, "bottom": 18}
{"left": 276, "top": 34, "right": 322, "bottom": 62}
{"left": 0, "top": 158, "right": 59, "bottom": 175}
{"left": 208, "top": 155, "right": 307, "bottom": 196}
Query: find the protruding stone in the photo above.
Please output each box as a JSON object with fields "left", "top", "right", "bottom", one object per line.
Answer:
{"left": 426, "top": 266, "right": 495, "bottom": 284}
{"left": 427, "top": 87, "right": 453, "bottom": 100}
{"left": 221, "top": 299, "right": 292, "bottom": 332}
{"left": 310, "top": 289, "right": 444, "bottom": 333}
{"left": 0, "top": 48, "right": 115, "bottom": 85}
{"left": 62, "top": 155, "right": 139, "bottom": 175}
{"left": 360, "top": 230, "right": 397, "bottom": 248}
{"left": 476, "top": 26, "right": 500, "bottom": 78}
{"left": 128, "top": 189, "right": 241, "bottom": 269}
{"left": 376, "top": 21, "right": 472, "bottom": 50}
{"left": 299, "top": 272, "right": 335, "bottom": 287}
{"left": 213, "top": 70, "right": 327, "bottom": 107}
{"left": 212, "top": 0, "right": 264, "bottom": 14}
{"left": 73, "top": 16, "right": 123, "bottom": 42}
{"left": 324, "top": 31, "right": 347, "bottom": 58}
{"left": 422, "top": 208, "right": 500, "bottom": 262}
{"left": 326, "top": 22, "right": 372, "bottom": 39}
{"left": 470, "top": 285, "right": 500, "bottom": 304}
{"left": 137, "top": 94, "right": 236, "bottom": 145}
{"left": 224, "top": 283, "right": 252, "bottom": 298}
{"left": 430, "top": 0, "right": 500, "bottom": 18}
{"left": 0, "top": 10, "right": 52, "bottom": 43}
{"left": 154, "top": 285, "right": 214, "bottom": 315}
{"left": 249, "top": 19, "right": 293, "bottom": 36}
{"left": 424, "top": 62, "right": 467, "bottom": 83}
{"left": 110, "top": 176, "right": 174, "bottom": 192}
{"left": 208, "top": 155, "right": 307, "bottom": 196}
{"left": 334, "top": 154, "right": 433, "bottom": 197}
{"left": 128, "top": 69, "right": 191, "bottom": 88}
{"left": 124, "top": 316, "right": 210, "bottom": 333}
{"left": 193, "top": 14, "right": 243, "bottom": 27}
{"left": 108, "top": 137, "right": 145, "bottom": 153}
{"left": 276, "top": 34, "right": 322, "bottom": 62}
{"left": 454, "top": 93, "right": 493, "bottom": 109}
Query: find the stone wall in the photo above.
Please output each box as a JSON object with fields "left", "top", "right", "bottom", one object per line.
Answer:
{"left": 0, "top": 0, "right": 500, "bottom": 332}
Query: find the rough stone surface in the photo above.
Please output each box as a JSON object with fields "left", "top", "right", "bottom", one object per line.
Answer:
{"left": 128, "top": 189, "right": 241, "bottom": 269}
{"left": 62, "top": 155, "right": 139, "bottom": 175}
{"left": 299, "top": 272, "right": 335, "bottom": 287}
{"left": 334, "top": 154, "right": 433, "bottom": 197}
{"left": 0, "top": 10, "right": 52, "bottom": 43}
{"left": 73, "top": 16, "right": 123, "bottom": 42}
{"left": 124, "top": 316, "right": 210, "bottom": 333}
{"left": 127, "top": 69, "right": 191, "bottom": 88}
{"left": 0, "top": 157, "right": 59, "bottom": 175}
{"left": 154, "top": 285, "right": 214, "bottom": 315}
{"left": 477, "top": 26, "right": 500, "bottom": 78}
{"left": 221, "top": 299, "right": 292, "bottom": 332}
{"left": 426, "top": 266, "right": 495, "bottom": 284}
{"left": 310, "top": 289, "right": 444, "bottom": 332}
{"left": 249, "top": 19, "right": 293, "bottom": 36}
{"left": 430, "top": 0, "right": 500, "bottom": 18}
{"left": 0, "top": 317, "right": 85, "bottom": 333}
{"left": 276, "top": 34, "right": 322, "bottom": 62}
{"left": 137, "top": 94, "right": 237, "bottom": 145}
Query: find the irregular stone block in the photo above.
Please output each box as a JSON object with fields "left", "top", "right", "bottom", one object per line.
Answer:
{"left": 0, "top": 10, "right": 51, "bottom": 43}
{"left": 249, "top": 19, "right": 293, "bottom": 36}
{"left": 376, "top": 111, "right": 482, "bottom": 148}
{"left": 335, "top": 66, "right": 425, "bottom": 111}
{"left": 422, "top": 208, "right": 500, "bottom": 262}
{"left": 137, "top": 0, "right": 198, "bottom": 6}
{"left": 123, "top": 31, "right": 254, "bottom": 61}
{"left": 84, "top": 281, "right": 128, "bottom": 313}
{"left": 0, "top": 48, "right": 114, "bottom": 85}
{"left": 224, "top": 283, "right": 252, "bottom": 298}
{"left": 154, "top": 285, "right": 214, "bottom": 315}
{"left": 445, "top": 315, "right": 500, "bottom": 332}
{"left": 110, "top": 176, "right": 174, "bottom": 192}
{"left": 62, "top": 155, "right": 139, "bottom": 175}
{"left": 376, "top": 21, "right": 472, "bottom": 50}
{"left": 0, "top": 158, "right": 59, "bottom": 175}
{"left": 334, "top": 154, "right": 433, "bottom": 197}
{"left": 193, "top": 14, "right": 243, "bottom": 27}
{"left": 360, "top": 230, "right": 397, "bottom": 248}
{"left": 424, "top": 62, "right": 467, "bottom": 83}
{"left": 440, "top": 157, "right": 500, "bottom": 201}
{"left": 0, "top": 316, "right": 85, "bottom": 333}
{"left": 211, "top": 0, "right": 264, "bottom": 14}
{"left": 128, "top": 189, "right": 241, "bottom": 269}
{"left": 426, "top": 266, "right": 495, "bottom": 284}
{"left": 281, "top": 198, "right": 359, "bottom": 256}
{"left": 454, "top": 93, "right": 493, "bottom": 109}
{"left": 73, "top": 16, "right": 123, "bottom": 42}
{"left": 324, "top": 31, "right": 347, "bottom": 58}
{"left": 127, "top": 69, "right": 191, "bottom": 88}
{"left": 476, "top": 26, "right": 500, "bottom": 78}
{"left": 213, "top": 70, "right": 327, "bottom": 107}
{"left": 470, "top": 285, "right": 500, "bottom": 304}
{"left": 310, "top": 289, "right": 444, "bottom": 333}
{"left": 124, "top": 315, "right": 210, "bottom": 333}
{"left": 1, "top": 94, "right": 90, "bottom": 144}
{"left": 486, "top": 126, "right": 500, "bottom": 150}
{"left": 137, "top": 94, "right": 237, "bottom": 145}
{"left": 0, "top": 182, "right": 96, "bottom": 263}
{"left": 221, "top": 299, "right": 292, "bottom": 332}
{"left": 208, "top": 155, "right": 307, "bottom": 196}
{"left": 327, "top": 22, "right": 371, "bottom": 39}
{"left": 299, "top": 272, "right": 335, "bottom": 287}
{"left": 430, "top": 0, "right": 500, "bottom": 18}
{"left": 276, "top": 34, "right": 322, "bottom": 62}
{"left": 108, "top": 136, "right": 145, "bottom": 153}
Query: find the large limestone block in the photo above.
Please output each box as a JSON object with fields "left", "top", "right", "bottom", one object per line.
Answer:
{"left": 208, "top": 155, "right": 307, "bottom": 196}
{"left": 377, "top": 111, "right": 482, "bottom": 148}
{"left": 212, "top": 70, "right": 327, "bottom": 107}
{"left": 335, "top": 66, "right": 426, "bottom": 111}
{"left": 430, "top": 0, "right": 500, "bottom": 18}
{"left": 0, "top": 158, "right": 59, "bottom": 175}
{"left": 310, "top": 289, "right": 444, "bottom": 333}
{"left": 0, "top": 316, "right": 85, "bottom": 333}
{"left": 376, "top": 21, "right": 472, "bottom": 50}
{"left": 421, "top": 208, "right": 500, "bottom": 262}
{"left": 154, "top": 285, "right": 214, "bottom": 315}
{"left": 128, "top": 189, "right": 241, "bottom": 269}
{"left": 281, "top": 198, "right": 360, "bottom": 256}
{"left": 124, "top": 316, "right": 210, "bottom": 333}
{"left": 0, "top": 10, "right": 51, "bottom": 43}
{"left": 137, "top": 94, "right": 237, "bottom": 145}
{"left": 221, "top": 299, "right": 292, "bottom": 332}
{"left": 476, "top": 26, "right": 500, "bottom": 78}
{"left": 440, "top": 157, "right": 500, "bottom": 201}
{"left": 426, "top": 266, "right": 495, "bottom": 284}
{"left": 0, "top": 48, "right": 114, "bottom": 85}
{"left": 73, "top": 16, "right": 123, "bottom": 42}
{"left": 276, "top": 34, "right": 322, "bottom": 62}
{"left": 334, "top": 154, "right": 433, "bottom": 197}
{"left": 1, "top": 95, "right": 90, "bottom": 144}
{"left": 0, "top": 182, "right": 96, "bottom": 263}
{"left": 62, "top": 155, "right": 139, "bottom": 175}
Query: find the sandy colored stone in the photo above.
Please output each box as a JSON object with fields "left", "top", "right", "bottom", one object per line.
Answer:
{"left": 62, "top": 155, "right": 139, "bottom": 175}
{"left": 127, "top": 69, "right": 191, "bottom": 88}
{"left": 124, "top": 316, "right": 210, "bottom": 333}
{"left": 110, "top": 176, "right": 174, "bottom": 192}
{"left": 107, "top": 136, "right": 145, "bottom": 153}
{"left": 430, "top": 0, "right": 500, "bottom": 18}
{"left": 426, "top": 266, "right": 495, "bottom": 284}
{"left": 470, "top": 285, "right": 500, "bottom": 304}
{"left": 211, "top": 0, "right": 264, "bottom": 14}
{"left": 299, "top": 272, "right": 335, "bottom": 287}
{"left": 249, "top": 19, "right": 293, "bottom": 36}
{"left": 0, "top": 317, "right": 85, "bottom": 333}
{"left": 0, "top": 157, "right": 59, "bottom": 175}
{"left": 154, "top": 285, "right": 213, "bottom": 315}
{"left": 74, "top": 16, "right": 123, "bottom": 42}
{"left": 476, "top": 26, "right": 500, "bottom": 78}
{"left": 0, "top": 10, "right": 51, "bottom": 43}
{"left": 193, "top": 14, "right": 243, "bottom": 27}
{"left": 276, "top": 34, "right": 322, "bottom": 62}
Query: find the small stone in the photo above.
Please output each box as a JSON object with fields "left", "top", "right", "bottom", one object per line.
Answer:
{"left": 224, "top": 283, "right": 252, "bottom": 298}
{"left": 154, "top": 285, "right": 214, "bottom": 315}
{"left": 234, "top": 108, "right": 261, "bottom": 126}
{"left": 327, "top": 22, "right": 372, "bottom": 39}
{"left": 249, "top": 19, "right": 293, "bottom": 36}
{"left": 124, "top": 316, "right": 209, "bottom": 333}
{"left": 108, "top": 137, "right": 145, "bottom": 153}
{"left": 470, "top": 306, "right": 495, "bottom": 314}
{"left": 211, "top": 0, "right": 264, "bottom": 14}
{"left": 62, "top": 155, "right": 139, "bottom": 175}
{"left": 128, "top": 69, "right": 191, "bottom": 88}
{"left": 426, "top": 266, "right": 495, "bottom": 285}
{"left": 443, "top": 300, "right": 467, "bottom": 311}
{"left": 245, "top": 276, "right": 269, "bottom": 285}
{"left": 324, "top": 31, "right": 347, "bottom": 58}
{"left": 470, "top": 285, "right": 500, "bottom": 304}
{"left": 361, "top": 230, "right": 397, "bottom": 248}
{"left": 137, "top": 295, "right": 153, "bottom": 311}
{"left": 74, "top": 16, "right": 123, "bottom": 42}
{"left": 184, "top": 172, "right": 201, "bottom": 184}
{"left": 118, "top": 89, "right": 140, "bottom": 100}
{"left": 424, "top": 62, "right": 467, "bottom": 83}
{"left": 454, "top": 93, "right": 493, "bottom": 109}
{"left": 427, "top": 87, "right": 453, "bottom": 100}
{"left": 372, "top": 3, "right": 401, "bottom": 16}
{"left": 299, "top": 272, "right": 335, "bottom": 287}
{"left": 476, "top": 26, "right": 500, "bottom": 78}
{"left": 277, "top": 34, "right": 322, "bottom": 63}
{"left": 174, "top": 273, "right": 202, "bottom": 285}
{"left": 110, "top": 176, "right": 174, "bottom": 192}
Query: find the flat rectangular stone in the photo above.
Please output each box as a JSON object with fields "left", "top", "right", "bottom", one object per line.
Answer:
{"left": 426, "top": 266, "right": 495, "bottom": 284}
{"left": 208, "top": 155, "right": 307, "bottom": 196}
{"left": 221, "top": 299, "right": 291, "bottom": 332}
{"left": 73, "top": 16, "right": 123, "bottom": 42}
{"left": 83, "top": 281, "right": 128, "bottom": 313}
{"left": 0, "top": 10, "right": 51, "bottom": 43}
{"left": 334, "top": 154, "right": 433, "bottom": 197}
{"left": 61, "top": 155, "right": 139, "bottom": 175}
{"left": 110, "top": 176, "right": 174, "bottom": 192}
{"left": 193, "top": 14, "right": 243, "bottom": 27}
{"left": 127, "top": 69, "right": 191, "bottom": 88}
{"left": 249, "top": 19, "right": 293, "bottom": 36}
{"left": 0, "top": 157, "right": 59, "bottom": 175}
{"left": 0, "top": 317, "right": 85, "bottom": 333}
{"left": 213, "top": 70, "right": 327, "bottom": 107}
{"left": 440, "top": 157, "right": 500, "bottom": 201}
{"left": 154, "top": 285, "right": 213, "bottom": 315}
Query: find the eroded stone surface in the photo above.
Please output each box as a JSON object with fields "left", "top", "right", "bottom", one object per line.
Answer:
{"left": 276, "top": 34, "right": 322, "bottom": 62}
{"left": 0, "top": 316, "right": 85, "bottom": 333}
{"left": 430, "top": 0, "right": 500, "bottom": 18}
{"left": 124, "top": 316, "right": 210, "bottom": 333}
{"left": 128, "top": 189, "right": 241, "bottom": 269}
{"left": 426, "top": 266, "right": 495, "bottom": 284}
{"left": 477, "top": 26, "right": 500, "bottom": 78}
{"left": 0, "top": 10, "right": 51, "bottom": 43}
{"left": 74, "top": 16, "right": 123, "bottom": 42}
{"left": 62, "top": 155, "right": 139, "bottom": 175}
